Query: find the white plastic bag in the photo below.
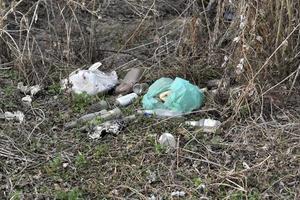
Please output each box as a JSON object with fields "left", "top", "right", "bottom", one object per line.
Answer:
{"left": 61, "top": 62, "right": 118, "bottom": 95}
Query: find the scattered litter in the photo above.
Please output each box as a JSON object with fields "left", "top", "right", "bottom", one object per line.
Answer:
{"left": 64, "top": 107, "right": 122, "bottom": 130}
{"left": 256, "top": 35, "right": 263, "bottom": 43}
{"left": 133, "top": 83, "right": 149, "bottom": 95}
{"left": 240, "top": 15, "right": 247, "bottom": 29}
{"left": 233, "top": 36, "right": 240, "bottom": 43}
{"left": 147, "top": 170, "right": 157, "bottom": 183}
{"left": 185, "top": 119, "right": 221, "bottom": 133}
{"left": 30, "top": 85, "right": 42, "bottom": 96}
{"left": 62, "top": 163, "right": 69, "bottom": 168}
{"left": 200, "top": 87, "right": 208, "bottom": 93}
{"left": 21, "top": 95, "right": 32, "bottom": 106}
{"left": 0, "top": 111, "right": 25, "bottom": 123}
{"left": 115, "top": 93, "right": 138, "bottom": 106}
{"left": 88, "top": 115, "right": 136, "bottom": 139}
{"left": 171, "top": 191, "right": 186, "bottom": 197}
{"left": 148, "top": 194, "right": 156, "bottom": 200}
{"left": 235, "top": 58, "right": 245, "bottom": 75}
{"left": 242, "top": 161, "right": 250, "bottom": 169}
{"left": 86, "top": 100, "right": 108, "bottom": 113}
{"left": 61, "top": 62, "right": 118, "bottom": 95}
{"left": 115, "top": 68, "right": 143, "bottom": 94}
{"left": 142, "top": 77, "right": 204, "bottom": 114}
{"left": 18, "top": 82, "right": 42, "bottom": 96}
{"left": 158, "top": 132, "right": 176, "bottom": 150}
{"left": 159, "top": 90, "right": 171, "bottom": 102}
{"left": 137, "top": 109, "right": 182, "bottom": 118}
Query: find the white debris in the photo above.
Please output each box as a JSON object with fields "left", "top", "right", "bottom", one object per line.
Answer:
{"left": 235, "top": 58, "right": 245, "bottom": 75}
{"left": 256, "top": 35, "right": 263, "bottom": 43}
{"left": 17, "top": 82, "right": 42, "bottom": 97}
{"left": 4, "top": 111, "right": 25, "bottom": 123}
{"left": 17, "top": 82, "right": 30, "bottom": 93}
{"left": 62, "top": 163, "right": 69, "bottom": 168}
{"left": 171, "top": 191, "right": 186, "bottom": 197}
{"left": 30, "top": 85, "right": 42, "bottom": 96}
{"left": 185, "top": 119, "right": 221, "bottom": 133}
{"left": 242, "top": 161, "right": 250, "bottom": 169}
{"left": 148, "top": 194, "right": 156, "bottom": 200}
{"left": 89, "top": 121, "right": 122, "bottom": 139}
{"left": 240, "top": 15, "right": 247, "bottom": 29}
{"left": 233, "top": 36, "right": 240, "bottom": 43}
{"left": 22, "top": 95, "right": 32, "bottom": 106}
{"left": 158, "top": 133, "right": 176, "bottom": 150}
{"left": 61, "top": 62, "right": 118, "bottom": 95}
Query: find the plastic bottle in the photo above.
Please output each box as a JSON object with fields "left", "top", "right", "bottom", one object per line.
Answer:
{"left": 159, "top": 133, "right": 176, "bottom": 150}
{"left": 185, "top": 119, "right": 221, "bottom": 133}
{"left": 133, "top": 83, "right": 149, "bottom": 95}
{"left": 65, "top": 107, "right": 122, "bottom": 129}
{"left": 137, "top": 109, "right": 182, "bottom": 118}
{"left": 115, "top": 68, "right": 143, "bottom": 94}
{"left": 116, "top": 93, "right": 138, "bottom": 106}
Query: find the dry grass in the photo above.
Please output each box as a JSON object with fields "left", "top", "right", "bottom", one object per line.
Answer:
{"left": 0, "top": 0, "right": 300, "bottom": 199}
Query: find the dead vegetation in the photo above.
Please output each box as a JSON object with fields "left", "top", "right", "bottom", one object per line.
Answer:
{"left": 1, "top": 0, "right": 300, "bottom": 199}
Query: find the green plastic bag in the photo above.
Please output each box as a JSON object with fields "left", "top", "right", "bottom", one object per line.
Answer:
{"left": 142, "top": 77, "right": 204, "bottom": 113}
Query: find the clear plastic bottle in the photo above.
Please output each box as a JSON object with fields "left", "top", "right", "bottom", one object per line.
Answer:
{"left": 185, "top": 119, "right": 221, "bottom": 133}
{"left": 116, "top": 93, "right": 138, "bottom": 106}
{"left": 137, "top": 109, "right": 182, "bottom": 118}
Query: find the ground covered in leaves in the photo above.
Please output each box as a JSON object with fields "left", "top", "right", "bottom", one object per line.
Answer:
{"left": 1, "top": 69, "right": 299, "bottom": 199}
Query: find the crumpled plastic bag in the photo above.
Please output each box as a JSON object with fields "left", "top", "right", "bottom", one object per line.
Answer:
{"left": 61, "top": 62, "right": 118, "bottom": 95}
{"left": 142, "top": 77, "right": 204, "bottom": 113}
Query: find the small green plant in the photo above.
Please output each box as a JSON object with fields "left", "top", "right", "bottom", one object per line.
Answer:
{"left": 55, "top": 188, "right": 82, "bottom": 200}
{"left": 93, "top": 144, "right": 109, "bottom": 159}
{"left": 48, "top": 83, "right": 61, "bottom": 95}
{"left": 45, "top": 155, "right": 62, "bottom": 174}
{"left": 72, "top": 93, "right": 93, "bottom": 113}
{"left": 75, "top": 152, "right": 88, "bottom": 168}
{"left": 154, "top": 143, "right": 167, "bottom": 154}
{"left": 193, "top": 177, "right": 203, "bottom": 187}
{"left": 88, "top": 116, "right": 104, "bottom": 126}
{"left": 230, "top": 190, "right": 245, "bottom": 200}
{"left": 248, "top": 189, "right": 261, "bottom": 200}
{"left": 3, "top": 85, "right": 14, "bottom": 96}
{"left": 9, "top": 190, "right": 22, "bottom": 200}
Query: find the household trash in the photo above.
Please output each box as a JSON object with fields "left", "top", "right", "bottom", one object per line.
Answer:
{"left": 88, "top": 115, "right": 136, "bottom": 139}
{"left": 21, "top": 95, "right": 32, "bottom": 106}
{"left": 17, "top": 82, "right": 42, "bottom": 96}
{"left": 0, "top": 111, "right": 25, "bottom": 123}
{"left": 171, "top": 191, "right": 186, "bottom": 197}
{"left": 148, "top": 194, "right": 156, "bottom": 200}
{"left": 142, "top": 77, "right": 204, "bottom": 114}
{"left": 185, "top": 119, "right": 221, "bottom": 133}
{"left": 115, "top": 68, "right": 143, "bottom": 94}
{"left": 115, "top": 93, "right": 138, "bottom": 106}
{"left": 64, "top": 107, "right": 122, "bottom": 130}
{"left": 199, "top": 87, "right": 208, "bottom": 93}
{"left": 86, "top": 100, "right": 108, "bottom": 113}
{"left": 133, "top": 83, "right": 149, "bottom": 95}
{"left": 158, "top": 132, "right": 176, "bottom": 151}
{"left": 159, "top": 90, "right": 171, "bottom": 102}
{"left": 137, "top": 109, "right": 183, "bottom": 118}
{"left": 61, "top": 62, "right": 118, "bottom": 95}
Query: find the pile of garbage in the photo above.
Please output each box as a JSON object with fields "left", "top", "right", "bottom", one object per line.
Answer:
{"left": 1, "top": 61, "right": 222, "bottom": 145}
{"left": 59, "top": 62, "right": 222, "bottom": 142}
